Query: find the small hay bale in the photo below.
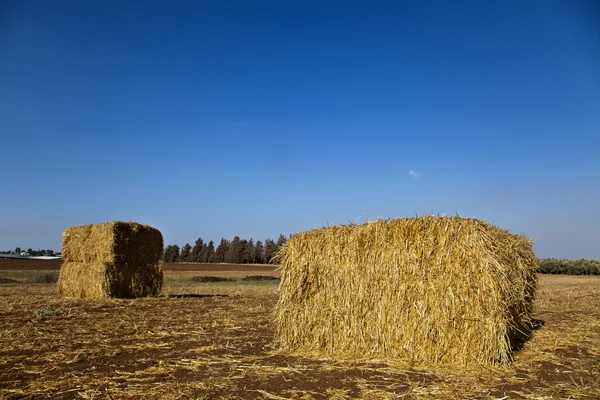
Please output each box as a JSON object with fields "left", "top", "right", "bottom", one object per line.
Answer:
{"left": 58, "top": 221, "right": 163, "bottom": 299}
{"left": 275, "top": 216, "right": 538, "bottom": 366}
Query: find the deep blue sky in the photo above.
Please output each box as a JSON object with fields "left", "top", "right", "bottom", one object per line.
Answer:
{"left": 1, "top": 0, "right": 599, "bottom": 258}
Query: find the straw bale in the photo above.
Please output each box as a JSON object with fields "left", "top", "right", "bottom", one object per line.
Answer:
{"left": 275, "top": 216, "right": 538, "bottom": 366}
{"left": 58, "top": 221, "right": 163, "bottom": 299}
{"left": 62, "top": 221, "right": 163, "bottom": 264}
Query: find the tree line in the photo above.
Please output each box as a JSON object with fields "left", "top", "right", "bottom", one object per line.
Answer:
{"left": 162, "top": 234, "right": 288, "bottom": 264}
{"left": 537, "top": 258, "right": 600, "bottom": 275}
{"left": 3, "top": 244, "right": 599, "bottom": 274}
{"left": 0, "top": 248, "right": 58, "bottom": 256}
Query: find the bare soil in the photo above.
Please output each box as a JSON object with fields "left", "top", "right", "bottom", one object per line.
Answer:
{"left": 0, "top": 258, "right": 62, "bottom": 270}
{"left": 0, "top": 260, "right": 598, "bottom": 399}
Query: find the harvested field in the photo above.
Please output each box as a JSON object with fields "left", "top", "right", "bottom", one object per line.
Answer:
{"left": 0, "top": 260, "right": 599, "bottom": 399}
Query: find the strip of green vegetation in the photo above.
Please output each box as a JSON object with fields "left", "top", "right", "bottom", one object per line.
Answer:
{"left": 538, "top": 259, "right": 600, "bottom": 275}
{"left": 0, "top": 270, "right": 58, "bottom": 282}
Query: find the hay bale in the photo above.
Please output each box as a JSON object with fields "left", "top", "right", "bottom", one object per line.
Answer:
{"left": 61, "top": 221, "right": 162, "bottom": 264}
{"left": 275, "top": 216, "right": 538, "bottom": 366}
{"left": 58, "top": 221, "right": 164, "bottom": 299}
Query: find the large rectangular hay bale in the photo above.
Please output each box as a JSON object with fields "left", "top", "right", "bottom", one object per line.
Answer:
{"left": 275, "top": 216, "right": 538, "bottom": 366}
{"left": 58, "top": 221, "right": 164, "bottom": 299}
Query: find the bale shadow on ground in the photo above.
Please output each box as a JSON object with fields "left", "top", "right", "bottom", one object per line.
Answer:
{"left": 511, "top": 319, "right": 546, "bottom": 354}
{"left": 190, "top": 276, "right": 234, "bottom": 283}
{"left": 242, "top": 275, "right": 280, "bottom": 281}
{"left": 165, "top": 294, "right": 229, "bottom": 299}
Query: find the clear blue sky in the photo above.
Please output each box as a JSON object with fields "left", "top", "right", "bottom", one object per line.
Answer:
{"left": 1, "top": 0, "right": 599, "bottom": 259}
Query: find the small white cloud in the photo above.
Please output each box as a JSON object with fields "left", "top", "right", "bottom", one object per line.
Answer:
{"left": 409, "top": 170, "right": 420, "bottom": 180}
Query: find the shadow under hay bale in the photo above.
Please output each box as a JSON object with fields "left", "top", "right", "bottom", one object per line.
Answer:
{"left": 242, "top": 275, "right": 280, "bottom": 281}
{"left": 166, "top": 294, "right": 229, "bottom": 299}
{"left": 26, "top": 272, "right": 59, "bottom": 284}
{"left": 190, "top": 276, "right": 234, "bottom": 283}
{"left": 275, "top": 216, "right": 538, "bottom": 366}
{"left": 57, "top": 221, "right": 163, "bottom": 299}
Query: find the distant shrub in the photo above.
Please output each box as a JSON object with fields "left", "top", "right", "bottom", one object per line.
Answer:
{"left": 190, "top": 276, "right": 234, "bottom": 283}
{"left": 241, "top": 275, "right": 280, "bottom": 281}
{"left": 26, "top": 272, "right": 59, "bottom": 284}
{"left": 537, "top": 259, "right": 600, "bottom": 275}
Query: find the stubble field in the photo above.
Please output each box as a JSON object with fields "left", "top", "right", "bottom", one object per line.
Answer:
{"left": 0, "top": 259, "right": 599, "bottom": 399}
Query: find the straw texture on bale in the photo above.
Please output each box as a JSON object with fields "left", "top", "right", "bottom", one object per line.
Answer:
{"left": 275, "top": 216, "right": 538, "bottom": 366}
{"left": 58, "top": 221, "right": 164, "bottom": 299}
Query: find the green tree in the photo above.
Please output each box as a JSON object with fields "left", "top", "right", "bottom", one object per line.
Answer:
{"left": 239, "top": 239, "right": 249, "bottom": 263}
{"left": 200, "top": 242, "right": 209, "bottom": 263}
{"left": 264, "top": 239, "right": 277, "bottom": 264}
{"left": 15, "top": 247, "right": 21, "bottom": 254}
{"left": 276, "top": 234, "right": 287, "bottom": 248}
{"left": 245, "top": 239, "right": 255, "bottom": 264}
{"left": 163, "top": 245, "right": 180, "bottom": 263}
{"left": 180, "top": 243, "right": 192, "bottom": 262}
{"left": 273, "top": 234, "right": 288, "bottom": 264}
{"left": 226, "top": 236, "right": 242, "bottom": 263}
{"left": 207, "top": 240, "right": 216, "bottom": 263}
{"left": 191, "top": 238, "right": 204, "bottom": 263}
{"left": 254, "top": 240, "right": 265, "bottom": 264}
{"left": 537, "top": 258, "right": 600, "bottom": 275}
{"left": 215, "top": 238, "right": 228, "bottom": 263}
